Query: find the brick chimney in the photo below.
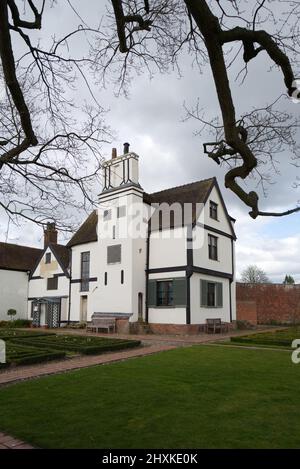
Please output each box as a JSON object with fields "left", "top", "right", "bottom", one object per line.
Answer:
{"left": 44, "top": 222, "right": 57, "bottom": 248}
{"left": 112, "top": 147, "right": 117, "bottom": 159}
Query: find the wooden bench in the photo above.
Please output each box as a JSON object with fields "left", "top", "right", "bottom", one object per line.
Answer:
{"left": 86, "top": 317, "right": 116, "bottom": 333}
{"left": 205, "top": 318, "right": 228, "bottom": 334}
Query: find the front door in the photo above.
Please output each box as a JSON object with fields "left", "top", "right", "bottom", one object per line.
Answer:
{"left": 80, "top": 296, "right": 88, "bottom": 322}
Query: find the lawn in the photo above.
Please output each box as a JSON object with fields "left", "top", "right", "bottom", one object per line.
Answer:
{"left": 0, "top": 345, "right": 299, "bottom": 448}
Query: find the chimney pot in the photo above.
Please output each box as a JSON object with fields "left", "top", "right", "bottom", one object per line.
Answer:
{"left": 44, "top": 222, "right": 57, "bottom": 248}
{"left": 112, "top": 147, "right": 117, "bottom": 159}
{"left": 123, "top": 142, "right": 130, "bottom": 154}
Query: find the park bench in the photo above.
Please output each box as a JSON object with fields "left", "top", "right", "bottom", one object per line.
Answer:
{"left": 205, "top": 318, "right": 228, "bottom": 334}
{"left": 86, "top": 315, "right": 116, "bottom": 333}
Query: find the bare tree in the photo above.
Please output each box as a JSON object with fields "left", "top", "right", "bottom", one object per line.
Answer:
{"left": 241, "top": 265, "right": 270, "bottom": 284}
{"left": 2, "top": 1, "right": 300, "bottom": 231}
{"left": 0, "top": 0, "right": 110, "bottom": 231}
{"left": 94, "top": 0, "right": 300, "bottom": 218}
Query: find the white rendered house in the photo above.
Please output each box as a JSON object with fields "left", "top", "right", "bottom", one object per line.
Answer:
{"left": 2, "top": 143, "right": 236, "bottom": 333}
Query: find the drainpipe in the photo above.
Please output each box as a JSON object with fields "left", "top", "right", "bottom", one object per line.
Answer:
{"left": 67, "top": 250, "right": 72, "bottom": 325}
{"left": 229, "top": 238, "right": 235, "bottom": 322}
{"left": 145, "top": 222, "right": 150, "bottom": 323}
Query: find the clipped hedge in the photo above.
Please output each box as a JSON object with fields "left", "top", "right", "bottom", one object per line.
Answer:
{"left": 231, "top": 328, "right": 300, "bottom": 348}
{"left": 2, "top": 342, "right": 66, "bottom": 368}
{"left": 0, "top": 319, "right": 32, "bottom": 328}
{"left": 0, "top": 329, "right": 55, "bottom": 341}
{"left": 12, "top": 335, "right": 141, "bottom": 355}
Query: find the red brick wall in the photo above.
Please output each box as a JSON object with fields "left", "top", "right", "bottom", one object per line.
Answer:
{"left": 237, "top": 283, "right": 300, "bottom": 324}
{"left": 236, "top": 300, "right": 257, "bottom": 325}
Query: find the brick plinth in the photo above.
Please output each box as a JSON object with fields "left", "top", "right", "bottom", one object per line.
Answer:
{"left": 115, "top": 318, "right": 130, "bottom": 334}
{"left": 148, "top": 324, "right": 203, "bottom": 335}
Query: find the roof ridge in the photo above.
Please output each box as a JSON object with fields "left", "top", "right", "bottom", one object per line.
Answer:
{"left": 148, "top": 177, "right": 215, "bottom": 196}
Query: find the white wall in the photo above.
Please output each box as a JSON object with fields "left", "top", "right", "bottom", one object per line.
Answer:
{"left": 0, "top": 269, "right": 29, "bottom": 320}
{"left": 148, "top": 307, "right": 186, "bottom": 324}
{"left": 149, "top": 226, "right": 187, "bottom": 269}
{"left": 203, "top": 185, "right": 234, "bottom": 235}
{"left": 190, "top": 273, "right": 231, "bottom": 324}
{"left": 193, "top": 185, "right": 234, "bottom": 274}
{"left": 193, "top": 228, "right": 233, "bottom": 274}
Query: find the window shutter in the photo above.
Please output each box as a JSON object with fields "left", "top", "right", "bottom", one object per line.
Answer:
{"left": 200, "top": 280, "right": 208, "bottom": 307}
{"left": 173, "top": 278, "right": 187, "bottom": 307}
{"left": 147, "top": 280, "right": 157, "bottom": 307}
{"left": 216, "top": 282, "right": 223, "bottom": 307}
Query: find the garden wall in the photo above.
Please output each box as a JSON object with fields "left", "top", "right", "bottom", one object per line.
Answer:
{"left": 236, "top": 283, "right": 300, "bottom": 324}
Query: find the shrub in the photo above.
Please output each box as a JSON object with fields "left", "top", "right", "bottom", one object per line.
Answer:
{"left": 68, "top": 322, "right": 87, "bottom": 329}
{"left": 0, "top": 319, "right": 32, "bottom": 329}
{"left": 7, "top": 309, "right": 17, "bottom": 320}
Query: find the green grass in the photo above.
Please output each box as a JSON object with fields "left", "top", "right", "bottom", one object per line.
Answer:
{"left": 0, "top": 345, "right": 300, "bottom": 448}
{"left": 231, "top": 327, "right": 300, "bottom": 348}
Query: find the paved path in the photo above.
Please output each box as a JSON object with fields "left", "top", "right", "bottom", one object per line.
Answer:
{"left": 0, "top": 432, "right": 34, "bottom": 449}
{"left": 0, "top": 344, "right": 175, "bottom": 387}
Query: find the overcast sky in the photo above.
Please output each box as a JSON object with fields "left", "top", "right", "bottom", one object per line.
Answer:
{"left": 1, "top": 0, "right": 300, "bottom": 283}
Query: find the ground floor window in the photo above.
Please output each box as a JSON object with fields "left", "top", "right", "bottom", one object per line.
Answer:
{"left": 148, "top": 277, "right": 186, "bottom": 308}
{"left": 201, "top": 280, "right": 223, "bottom": 307}
{"left": 156, "top": 280, "right": 174, "bottom": 306}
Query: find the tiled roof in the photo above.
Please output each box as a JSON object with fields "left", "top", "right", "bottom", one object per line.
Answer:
{"left": 49, "top": 243, "right": 70, "bottom": 270}
{"left": 66, "top": 211, "right": 98, "bottom": 248}
{"left": 66, "top": 177, "right": 235, "bottom": 245}
{"left": 0, "top": 242, "right": 43, "bottom": 272}
{"left": 143, "top": 178, "right": 215, "bottom": 205}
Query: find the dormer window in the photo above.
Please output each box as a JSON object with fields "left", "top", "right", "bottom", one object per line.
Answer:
{"left": 45, "top": 252, "right": 51, "bottom": 264}
{"left": 209, "top": 201, "right": 218, "bottom": 220}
